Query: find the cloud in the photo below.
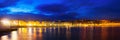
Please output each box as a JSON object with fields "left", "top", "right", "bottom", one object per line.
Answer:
{"left": 0, "top": 0, "right": 120, "bottom": 20}
{"left": 36, "top": 4, "right": 70, "bottom": 14}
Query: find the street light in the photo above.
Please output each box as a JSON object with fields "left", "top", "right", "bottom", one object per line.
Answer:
{"left": 1, "top": 18, "right": 11, "bottom": 26}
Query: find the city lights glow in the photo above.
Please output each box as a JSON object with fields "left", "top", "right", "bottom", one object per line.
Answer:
{"left": 0, "top": 19, "right": 120, "bottom": 27}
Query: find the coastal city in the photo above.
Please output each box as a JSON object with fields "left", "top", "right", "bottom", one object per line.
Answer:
{"left": 1, "top": 18, "right": 120, "bottom": 27}
{"left": 0, "top": 0, "right": 120, "bottom": 40}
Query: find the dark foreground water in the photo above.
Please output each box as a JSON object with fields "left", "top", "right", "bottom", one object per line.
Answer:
{"left": 0, "top": 27, "right": 120, "bottom": 40}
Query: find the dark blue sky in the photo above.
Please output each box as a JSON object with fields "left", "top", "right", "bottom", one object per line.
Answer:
{"left": 0, "top": 0, "right": 120, "bottom": 21}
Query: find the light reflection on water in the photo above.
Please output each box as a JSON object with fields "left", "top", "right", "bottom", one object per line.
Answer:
{"left": 0, "top": 27, "right": 120, "bottom": 40}
{"left": 1, "top": 35, "right": 9, "bottom": 40}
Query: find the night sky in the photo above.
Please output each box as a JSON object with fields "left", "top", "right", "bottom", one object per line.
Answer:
{"left": 0, "top": 0, "right": 120, "bottom": 21}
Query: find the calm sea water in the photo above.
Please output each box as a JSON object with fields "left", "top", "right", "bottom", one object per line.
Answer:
{"left": 0, "top": 27, "right": 120, "bottom": 40}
